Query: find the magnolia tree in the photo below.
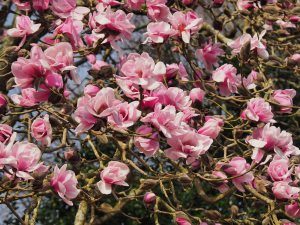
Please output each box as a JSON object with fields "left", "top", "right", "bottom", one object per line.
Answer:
{"left": 0, "top": 0, "right": 299, "bottom": 224}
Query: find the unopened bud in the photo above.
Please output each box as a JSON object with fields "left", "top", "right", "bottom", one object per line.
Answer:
{"left": 143, "top": 192, "right": 156, "bottom": 204}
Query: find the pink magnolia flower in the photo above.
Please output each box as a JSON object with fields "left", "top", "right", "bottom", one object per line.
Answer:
{"left": 237, "top": 70, "right": 258, "bottom": 90}
{"left": 189, "top": 88, "right": 205, "bottom": 103}
{"left": 0, "top": 94, "right": 7, "bottom": 108}
{"left": 241, "top": 97, "right": 274, "bottom": 123}
{"left": 125, "top": 0, "right": 145, "bottom": 10}
{"left": 165, "top": 130, "right": 213, "bottom": 162}
{"left": 107, "top": 101, "right": 141, "bottom": 130}
{"left": 0, "top": 133, "right": 17, "bottom": 169}
{"left": 228, "top": 31, "right": 269, "bottom": 59}
{"left": 146, "top": 0, "right": 171, "bottom": 21}
{"left": 134, "top": 125, "right": 159, "bottom": 157}
{"left": 289, "top": 54, "right": 300, "bottom": 64}
{"left": 248, "top": 123, "right": 300, "bottom": 160}
{"left": 281, "top": 220, "right": 297, "bottom": 225}
{"left": 272, "top": 89, "right": 296, "bottom": 114}
{"left": 50, "top": 0, "right": 77, "bottom": 18}
{"left": 267, "top": 156, "right": 291, "bottom": 182}
{"left": 169, "top": 11, "right": 203, "bottom": 43}
{"left": 11, "top": 87, "right": 50, "bottom": 107}
{"left": 12, "top": 0, "right": 31, "bottom": 10}
{"left": 143, "top": 192, "right": 156, "bottom": 203}
{"left": 50, "top": 164, "right": 80, "bottom": 206}
{"left": 195, "top": 42, "right": 224, "bottom": 70}
{"left": 119, "top": 52, "right": 166, "bottom": 90}
{"left": 163, "top": 87, "right": 192, "bottom": 111}
{"left": 222, "top": 157, "right": 254, "bottom": 192}
{"left": 272, "top": 181, "right": 300, "bottom": 200}
{"left": 182, "top": 0, "right": 193, "bottom": 5}
{"left": 33, "top": 0, "right": 50, "bottom": 11}
{"left": 176, "top": 217, "right": 191, "bottom": 225}
{"left": 198, "top": 116, "right": 224, "bottom": 139}
{"left": 237, "top": 0, "right": 255, "bottom": 11}
{"left": 144, "top": 22, "right": 175, "bottom": 44}
{"left": 97, "top": 161, "right": 130, "bottom": 194}
{"left": 84, "top": 85, "right": 100, "bottom": 97}
{"left": 0, "top": 124, "right": 13, "bottom": 144}
{"left": 31, "top": 114, "right": 52, "bottom": 147}
{"left": 9, "top": 141, "right": 46, "bottom": 180}
{"left": 285, "top": 202, "right": 300, "bottom": 219}
{"left": 7, "top": 15, "right": 41, "bottom": 49}
{"left": 141, "top": 104, "right": 185, "bottom": 138}
{"left": 212, "top": 64, "right": 239, "bottom": 96}
{"left": 212, "top": 171, "right": 229, "bottom": 193}
{"left": 98, "top": 0, "right": 122, "bottom": 7}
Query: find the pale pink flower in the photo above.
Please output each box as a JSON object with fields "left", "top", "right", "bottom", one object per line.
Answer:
{"left": 144, "top": 22, "right": 175, "bottom": 43}
{"left": 198, "top": 116, "right": 224, "bottom": 139}
{"left": 267, "top": 156, "right": 291, "bottom": 182}
{"left": 195, "top": 42, "right": 224, "bottom": 70}
{"left": 98, "top": 0, "right": 122, "bottom": 7}
{"left": 272, "top": 89, "right": 296, "bottom": 114}
{"left": 11, "top": 88, "right": 50, "bottom": 107}
{"left": 134, "top": 125, "right": 159, "bottom": 156}
{"left": 241, "top": 97, "right": 274, "bottom": 123}
{"left": 84, "top": 85, "right": 100, "bottom": 97}
{"left": 116, "top": 77, "right": 140, "bottom": 100}
{"left": 107, "top": 101, "right": 141, "bottom": 130}
{"left": 189, "top": 88, "right": 205, "bottom": 103}
{"left": 0, "top": 125, "right": 13, "bottom": 144}
{"left": 7, "top": 15, "right": 41, "bottom": 49}
{"left": 50, "top": 0, "right": 77, "bottom": 18}
{"left": 222, "top": 157, "right": 254, "bottom": 192}
{"left": 0, "top": 133, "right": 17, "bottom": 169}
{"left": 31, "top": 114, "right": 52, "bottom": 147}
{"left": 146, "top": 0, "right": 171, "bottom": 21}
{"left": 119, "top": 52, "right": 166, "bottom": 90}
{"left": 169, "top": 11, "right": 202, "bottom": 43}
{"left": 285, "top": 202, "right": 300, "bottom": 218}
{"left": 272, "top": 181, "right": 300, "bottom": 200}
{"left": 212, "top": 64, "right": 239, "bottom": 96}
{"left": 165, "top": 130, "right": 213, "bottom": 162}
{"left": 141, "top": 104, "right": 185, "bottom": 138}
{"left": 237, "top": 70, "right": 258, "bottom": 90}
{"left": 289, "top": 54, "right": 300, "bottom": 63}
{"left": 97, "top": 161, "right": 130, "bottom": 194}
{"left": 71, "top": 7, "right": 91, "bottom": 21}
{"left": 163, "top": 87, "right": 192, "bottom": 111}
{"left": 248, "top": 123, "right": 300, "bottom": 159}
{"left": 143, "top": 192, "right": 156, "bottom": 203}
{"left": 125, "top": 0, "right": 145, "bottom": 10}
{"left": 50, "top": 164, "right": 80, "bottom": 205}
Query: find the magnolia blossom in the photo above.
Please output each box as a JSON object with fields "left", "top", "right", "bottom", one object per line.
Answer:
{"left": 143, "top": 192, "right": 156, "bottom": 203}
{"left": 169, "top": 11, "right": 202, "bottom": 43}
{"left": 141, "top": 104, "right": 185, "bottom": 138}
{"left": 144, "top": 22, "right": 175, "bottom": 43}
{"left": 119, "top": 52, "right": 166, "bottom": 90}
{"left": 228, "top": 31, "right": 269, "bottom": 59}
{"left": 84, "top": 84, "right": 100, "bottom": 97}
{"left": 212, "top": 171, "right": 229, "bottom": 193}
{"left": 241, "top": 97, "right": 274, "bottom": 123}
{"left": 10, "top": 87, "right": 50, "bottom": 107}
{"left": 189, "top": 88, "right": 205, "bottom": 103}
{"left": 237, "top": 70, "right": 258, "bottom": 90}
{"left": 50, "top": 0, "right": 77, "bottom": 18}
{"left": 272, "top": 181, "right": 300, "bottom": 200}
{"left": 222, "top": 157, "right": 254, "bottom": 192}
{"left": 97, "top": 161, "right": 130, "bottom": 194}
{"left": 195, "top": 42, "right": 224, "bottom": 70}
{"left": 285, "top": 202, "right": 300, "bottom": 219}
{"left": 165, "top": 130, "right": 213, "bottom": 162}
{"left": 163, "top": 87, "right": 192, "bottom": 111}
{"left": 176, "top": 217, "right": 191, "bottom": 225}
{"left": 125, "top": 0, "right": 145, "bottom": 10}
{"left": 0, "top": 124, "right": 12, "bottom": 144}
{"left": 107, "top": 101, "right": 141, "bottom": 130}
{"left": 31, "top": 114, "right": 53, "bottom": 146}
{"left": 272, "top": 89, "right": 296, "bottom": 113}
{"left": 32, "top": 0, "right": 50, "bottom": 11}
{"left": 134, "top": 125, "right": 159, "bottom": 157}
{"left": 198, "top": 116, "right": 224, "bottom": 139}
{"left": 0, "top": 134, "right": 16, "bottom": 169}
{"left": 248, "top": 123, "right": 300, "bottom": 161}
{"left": 12, "top": 0, "right": 31, "bottom": 10}
{"left": 212, "top": 64, "right": 239, "bottom": 96}
{"left": 267, "top": 156, "right": 291, "bottom": 182}
{"left": 50, "top": 164, "right": 80, "bottom": 205}
{"left": 7, "top": 15, "right": 41, "bottom": 49}
{"left": 146, "top": 0, "right": 171, "bottom": 21}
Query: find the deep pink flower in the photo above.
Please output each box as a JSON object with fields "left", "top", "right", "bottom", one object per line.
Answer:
{"left": 165, "top": 130, "right": 213, "bottom": 162}
{"left": 237, "top": 0, "right": 255, "bottom": 11}
{"left": 285, "top": 202, "right": 300, "bottom": 219}
{"left": 84, "top": 85, "right": 100, "bottom": 97}
{"left": 134, "top": 125, "right": 159, "bottom": 157}
{"left": 141, "top": 104, "right": 185, "bottom": 138}
{"left": 198, "top": 116, "right": 224, "bottom": 139}
{"left": 169, "top": 11, "right": 202, "bottom": 43}
{"left": 272, "top": 181, "right": 300, "bottom": 200}
{"left": 195, "top": 42, "right": 224, "bottom": 70}
{"left": 267, "top": 156, "right": 291, "bottom": 182}
{"left": 212, "top": 64, "right": 239, "bottom": 96}
{"left": 33, "top": 0, "right": 50, "bottom": 10}
{"left": 144, "top": 22, "right": 175, "bottom": 43}
{"left": 0, "top": 125, "right": 13, "bottom": 144}
{"left": 272, "top": 89, "right": 296, "bottom": 114}
{"left": 241, "top": 97, "right": 274, "bottom": 123}
{"left": 31, "top": 114, "right": 53, "bottom": 147}
{"left": 107, "top": 101, "right": 141, "bottom": 130}
{"left": 50, "top": 164, "right": 80, "bottom": 205}
{"left": 176, "top": 217, "right": 191, "bottom": 225}
{"left": 0, "top": 94, "right": 7, "bottom": 108}
{"left": 50, "top": 0, "right": 77, "bottom": 18}
{"left": 97, "top": 161, "right": 130, "bottom": 194}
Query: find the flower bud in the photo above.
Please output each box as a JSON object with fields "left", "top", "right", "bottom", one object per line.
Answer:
{"left": 143, "top": 192, "right": 156, "bottom": 204}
